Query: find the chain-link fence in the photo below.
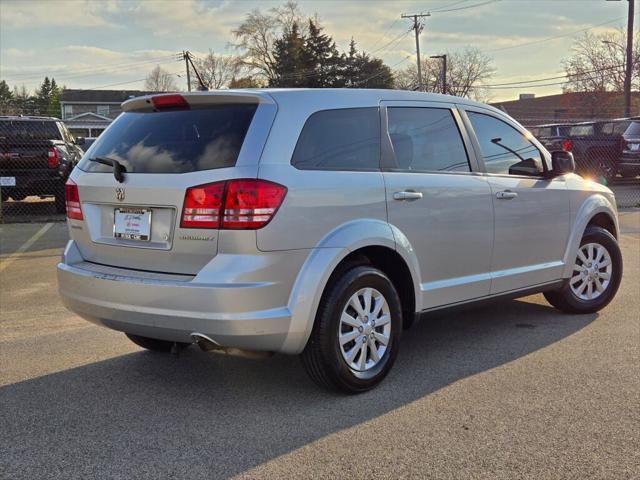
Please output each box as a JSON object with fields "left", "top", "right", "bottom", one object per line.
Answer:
{"left": 0, "top": 114, "right": 85, "bottom": 223}
{"left": 1, "top": 110, "right": 639, "bottom": 224}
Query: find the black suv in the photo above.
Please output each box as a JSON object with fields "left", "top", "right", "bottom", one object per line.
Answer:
{"left": 0, "top": 116, "right": 84, "bottom": 212}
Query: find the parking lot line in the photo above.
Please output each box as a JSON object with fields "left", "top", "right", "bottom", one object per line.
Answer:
{"left": 0, "top": 222, "right": 54, "bottom": 272}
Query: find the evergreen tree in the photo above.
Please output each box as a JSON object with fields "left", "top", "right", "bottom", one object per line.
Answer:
{"left": 271, "top": 21, "right": 307, "bottom": 87}
{"left": 341, "top": 40, "right": 393, "bottom": 89}
{"left": 0, "top": 80, "right": 13, "bottom": 115}
{"left": 47, "top": 79, "right": 61, "bottom": 117}
{"left": 304, "top": 19, "right": 342, "bottom": 87}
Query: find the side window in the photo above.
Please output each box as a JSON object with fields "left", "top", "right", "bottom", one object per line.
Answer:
{"left": 291, "top": 108, "right": 380, "bottom": 171}
{"left": 467, "top": 111, "right": 543, "bottom": 176}
{"left": 387, "top": 107, "right": 470, "bottom": 172}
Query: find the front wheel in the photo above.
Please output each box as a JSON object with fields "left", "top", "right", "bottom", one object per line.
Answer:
{"left": 301, "top": 265, "right": 402, "bottom": 393}
{"left": 544, "top": 226, "right": 622, "bottom": 314}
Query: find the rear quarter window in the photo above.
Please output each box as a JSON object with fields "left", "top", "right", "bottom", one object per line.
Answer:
{"left": 624, "top": 121, "right": 640, "bottom": 137}
{"left": 291, "top": 107, "right": 380, "bottom": 171}
{"left": 79, "top": 104, "right": 258, "bottom": 174}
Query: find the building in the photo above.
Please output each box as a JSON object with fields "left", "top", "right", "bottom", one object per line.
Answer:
{"left": 491, "top": 91, "right": 640, "bottom": 127}
{"left": 60, "top": 89, "right": 155, "bottom": 138}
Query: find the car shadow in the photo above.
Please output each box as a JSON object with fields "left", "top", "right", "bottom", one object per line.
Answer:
{"left": 1, "top": 298, "right": 597, "bottom": 479}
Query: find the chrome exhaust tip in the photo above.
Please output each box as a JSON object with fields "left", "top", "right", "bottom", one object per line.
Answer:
{"left": 190, "top": 333, "right": 273, "bottom": 359}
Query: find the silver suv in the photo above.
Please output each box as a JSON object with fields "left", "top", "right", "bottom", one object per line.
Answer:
{"left": 58, "top": 90, "right": 622, "bottom": 392}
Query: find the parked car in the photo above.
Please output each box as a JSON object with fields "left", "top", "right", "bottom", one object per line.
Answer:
{"left": 57, "top": 90, "right": 623, "bottom": 392}
{"left": 528, "top": 122, "right": 573, "bottom": 151}
{"left": 555, "top": 119, "right": 632, "bottom": 179}
{"left": 619, "top": 118, "right": 640, "bottom": 178}
{"left": 0, "top": 116, "right": 84, "bottom": 212}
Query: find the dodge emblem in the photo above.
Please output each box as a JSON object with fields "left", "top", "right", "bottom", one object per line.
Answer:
{"left": 115, "top": 187, "right": 125, "bottom": 201}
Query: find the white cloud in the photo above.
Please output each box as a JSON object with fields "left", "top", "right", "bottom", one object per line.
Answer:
{"left": 1, "top": 0, "right": 118, "bottom": 28}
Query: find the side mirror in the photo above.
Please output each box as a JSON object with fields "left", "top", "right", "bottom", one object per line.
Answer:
{"left": 551, "top": 150, "right": 575, "bottom": 175}
{"left": 75, "top": 137, "right": 85, "bottom": 146}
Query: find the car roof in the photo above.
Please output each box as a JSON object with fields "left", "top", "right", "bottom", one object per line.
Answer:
{"left": 123, "top": 88, "right": 504, "bottom": 116}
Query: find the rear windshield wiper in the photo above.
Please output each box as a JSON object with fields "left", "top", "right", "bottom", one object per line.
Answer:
{"left": 89, "top": 156, "right": 127, "bottom": 183}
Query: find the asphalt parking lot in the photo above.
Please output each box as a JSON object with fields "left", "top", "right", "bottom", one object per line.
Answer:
{"left": 1, "top": 214, "right": 639, "bottom": 479}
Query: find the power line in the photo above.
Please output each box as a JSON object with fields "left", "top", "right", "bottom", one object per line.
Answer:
{"left": 429, "top": 0, "right": 501, "bottom": 13}
{"left": 364, "top": 19, "right": 402, "bottom": 52}
{"left": 367, "top": 28, "right": 413, "bottom": 56}
{"left": 6, "top": 55, "right": 178, "bottom": 83}
{"left": 485, "top": 16, "right": 628, "bottom": 53}
{"left": 79, "top": 71, "right": 183, "bottom": 91}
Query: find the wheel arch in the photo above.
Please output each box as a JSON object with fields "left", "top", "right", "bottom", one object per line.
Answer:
{"left": 562, "top": 194, "right": 619, "bottom": 278}
{"left": 280, "top": 219, "right": 421, "bottom": 354}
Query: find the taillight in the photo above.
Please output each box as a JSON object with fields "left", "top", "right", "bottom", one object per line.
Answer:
{"left": 222, "top": 179, "right": 287, "bottom": 229}
{"left": 180, "top": 182, "right": 225, "bottom": 228}
{"left": 48, "top": 147, "right": 59, "bottom": 169}
{"left": 180, "top": 179, "right": 287, "bottom": 230}
{"left": 65, "top": 179, "right": 83, "bottom": 220}
{"left": 151, "top": 94, "right": 189, "bottom": 111}
{"left": 561, "top": 139, "right": 573, "bottom": 152}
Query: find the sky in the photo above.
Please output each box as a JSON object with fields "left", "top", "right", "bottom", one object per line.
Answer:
{"left": 0, "top": 0, "right": 634, "bottom": 101}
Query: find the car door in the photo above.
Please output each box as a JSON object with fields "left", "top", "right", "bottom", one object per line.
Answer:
{"left": 382, "top": 101, "right": 494, "bottom": 309}
{"left": 461, "top": 107, "right": 571, "bottom": 294}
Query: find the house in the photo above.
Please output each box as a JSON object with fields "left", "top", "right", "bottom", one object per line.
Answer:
{"left": 60, "top": 89, "right": 155, "bottom": 138}
{"left": 491, "top": 91, "right": 640, "bottom": 127}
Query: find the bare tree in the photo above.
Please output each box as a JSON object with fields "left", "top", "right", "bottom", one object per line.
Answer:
{"left": 144, "top": 65, "right": 178, "bottom": 92}
{"left": 394, "top": 47, "right": 495, "bottom": 100}
{"left": 191, "top": 50, "right": 243, "bottom": 90}
{"left": 231, "top": 1, "right": 304, "bottom": 83}
{"left": 563, "top": 28, "right": 640, "bottom": 93}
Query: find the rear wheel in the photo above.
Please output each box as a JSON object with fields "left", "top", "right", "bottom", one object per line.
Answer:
{"left": 544, "top": 226, "right": 622, "bottom": 314}
{"left": 301, "top": 265, "right": 402, "bottom": 393}
{"left": 125, "top": 333, "right": 190, "bottom": 353}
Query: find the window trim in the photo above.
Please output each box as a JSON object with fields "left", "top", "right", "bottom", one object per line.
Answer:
{"left": 379, "top": 100, "right": 483, "bottom": 174}
{"left": 290, "top": 107, "right": 382, "bottom": 172}
{"left": 458, "top": 105, "right": 550, "bottom": 179}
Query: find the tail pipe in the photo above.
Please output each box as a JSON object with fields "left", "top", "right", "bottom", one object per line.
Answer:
{"left": 190, "top": 333, "right": 273, "bottom": 359}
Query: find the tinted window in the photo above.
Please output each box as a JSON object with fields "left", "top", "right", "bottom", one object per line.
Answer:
{"left": 0, "top": 120, "right": 62, "bottom": 142}
{"left": 78, "top": 105, "right": 257, "bottom": 174}
{"left": 292, "top": 108, "right": 380, "bottom": 170}
{"left": 387, "top": 107, "right": 469, "bottom": 172}
{"left": 624, "top": 121, "right": 640, "bottom": 136}
{"left": 467, "top": 111, "right": 543, "bottom": 176}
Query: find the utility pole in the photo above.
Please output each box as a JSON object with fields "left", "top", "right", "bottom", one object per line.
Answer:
{"left": 401, "top": 13, "right": 430, "bottom": 91}
{"left": 624, "top": 0, "right": 634, "bottom": 117}
{"left": 183, "top": 51, "right": 192, "bottom": 92}
{"left": 430, "top": 54, "right": 447, "bottom": 94}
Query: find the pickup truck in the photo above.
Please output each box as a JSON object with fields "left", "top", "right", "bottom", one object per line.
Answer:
{"left": 529, "top": 123, "right": 573, "bottom": 152}
{"left": 541, "top": 119, "right": 632, "bottom": 180}
{"left": 619, "top": 119, "right": 640, "bottom": 178}
{"left": 0, "top": 116, "right": 84, "bottom": 212}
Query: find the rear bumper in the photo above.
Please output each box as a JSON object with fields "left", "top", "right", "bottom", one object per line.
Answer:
{"left": 0, "top": 171, "right": 64, "bottom": 197}
{"left": 57, "top": 241, "right": 305, "bottom": 352}
{"left": 619, "top": 153, "right": 640, "bottom": 174}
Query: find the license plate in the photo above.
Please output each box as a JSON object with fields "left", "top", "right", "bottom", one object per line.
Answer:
{"left": 630, "top": 143, "right": 640, "bottom": 151}
{"left": 0, "top": 177, "right": 16, "bottom": 186}
{"left": 114, "top": 208, "right": 152, "bottom": 241}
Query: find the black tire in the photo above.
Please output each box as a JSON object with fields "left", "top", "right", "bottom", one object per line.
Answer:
{"left": 544, "top": 226, "right": 622, "bottom": 314}
{"left": 125, "top": 333, "right": 190, "bottom": 353}
{"left": 301, "top": 265, "right": 402, "bottom": 393}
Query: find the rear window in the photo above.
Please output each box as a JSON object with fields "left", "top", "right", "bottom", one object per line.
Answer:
{"left": 536, "top": 127, "right": 552, "bottom": 137}
{"left": 569, "top": 124, "right": 594, "bottom": 137}
{"left": 78, "top": 104, "right": 257, "bottom": 174}
{"left": 291, "top": 108, "right": 380, "bottom": 171}
{"left": 624, "top": 121, "right": 640, "bottom": 136}
{"left": 0, "top": 120, "right": 61, "bottom": 142}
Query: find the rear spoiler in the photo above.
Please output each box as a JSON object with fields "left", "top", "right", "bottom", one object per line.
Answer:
{"left": 122, "top": 91, "right": 275, "bottom": 112}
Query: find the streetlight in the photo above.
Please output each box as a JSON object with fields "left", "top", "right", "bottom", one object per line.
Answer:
{"left": 430, "top": 54, "right": 447, "bottom": 94}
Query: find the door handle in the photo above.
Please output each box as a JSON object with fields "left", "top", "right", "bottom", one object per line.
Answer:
{"left": 496, "top": 190, "right": 518, "bottom": 200}
{"left": 393, "top": 191, "right": 423, "bottom": 201}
